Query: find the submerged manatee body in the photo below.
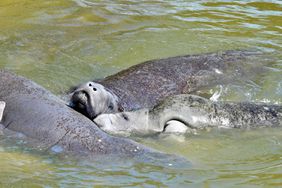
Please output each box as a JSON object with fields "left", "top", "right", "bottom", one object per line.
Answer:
{"left": 69, "top": 50, "right": 265, "bottom": 119}
{"left": 94, "top": 95, "right": 282, "bottom": 136}
{"left": 0, "top": 70, "right": 162, "bottom": 158}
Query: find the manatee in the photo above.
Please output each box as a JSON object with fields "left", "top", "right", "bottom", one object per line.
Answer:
{"left": 0, "top": 70, "right": 171, "bottom": 158}
{"left": 94, "top": 94, "right": 282, "bottom": 136}
{"left": 69, "top": 50, "right": 265, "bottom": 119}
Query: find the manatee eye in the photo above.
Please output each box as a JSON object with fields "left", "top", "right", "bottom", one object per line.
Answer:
{"left": 93, "top": 88, "right": 97, "bottom": 91}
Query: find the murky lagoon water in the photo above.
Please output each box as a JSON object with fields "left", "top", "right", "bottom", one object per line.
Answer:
{"left": 0, "top": 0, "right": 282, "bottom": 187}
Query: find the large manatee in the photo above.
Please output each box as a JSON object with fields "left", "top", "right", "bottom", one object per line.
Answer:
{"left": 69, "top": 50, "right": 265, "bottom": 119}
{"left": 94, "top": 94, "right": 282, "bottom": 136}
{"left": 0, "top": 70, "right": 171, "bottom": 159}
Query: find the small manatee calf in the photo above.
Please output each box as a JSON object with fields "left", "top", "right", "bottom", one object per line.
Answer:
{"left": 94, "top": 95, "right": 282, "bottom": 136}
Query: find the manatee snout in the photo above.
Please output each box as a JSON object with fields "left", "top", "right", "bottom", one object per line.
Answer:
{"left": 94, "top": 114, "right": 112, "bottom": 129}
{"left": 70, "top": 90, "right": 88, "bottom": 112}
{"left": 94, "top": 113, "right": 131, "bottom": 136}
{"left": 69, "top": 82, "right": 97, "bottom": 119}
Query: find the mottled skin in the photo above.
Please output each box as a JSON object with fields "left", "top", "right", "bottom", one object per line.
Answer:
{"left": 70, "top": 50, "right": 264, "bottom": 119}
{"left": 0, "top": 70, "right": 159, "bottom": 157}
{"left": 94, "top": 95, "right": 282, "bottom": 136}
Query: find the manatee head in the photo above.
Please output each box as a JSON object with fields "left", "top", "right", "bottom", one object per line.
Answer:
{"left": 69, "top": 82, "right": 121, "bottom": 119}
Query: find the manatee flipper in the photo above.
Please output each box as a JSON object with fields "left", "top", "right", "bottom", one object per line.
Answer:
{"left": 164, "top": 120, "right": 188, "bottom": 133}
{"left": 0, "top": 101, "right": 5, "bottom": 122}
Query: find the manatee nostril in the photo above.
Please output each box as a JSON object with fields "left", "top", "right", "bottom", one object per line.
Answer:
{"left": 89, "top": 83, "right": 92, "bottom": 87}
{"left": 93, "top": 88, "right": 97, "bottom": 91}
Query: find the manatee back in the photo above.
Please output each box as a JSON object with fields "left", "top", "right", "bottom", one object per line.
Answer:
{"left": 150, "top": 94, "right": 282, "bottom": 129}
{"left": 99, "top": 50, "right": 266, "bottom": 111}
{"left": 212, "top": 101, "right": 282, "bottom": 128}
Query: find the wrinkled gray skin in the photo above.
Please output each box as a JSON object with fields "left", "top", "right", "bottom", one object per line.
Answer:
{"left": 70, "top": 50, "right": 264, "bottom": 119}
{"left": 0, "top": 70, "right": 160, "bottom": 157}
{"left": 94, "top": 95, "right": 282, "bottom": 136}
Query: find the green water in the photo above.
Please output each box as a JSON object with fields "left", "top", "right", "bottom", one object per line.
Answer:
{"left": 0, "top": 0, "right": 282, "bottom": 187}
